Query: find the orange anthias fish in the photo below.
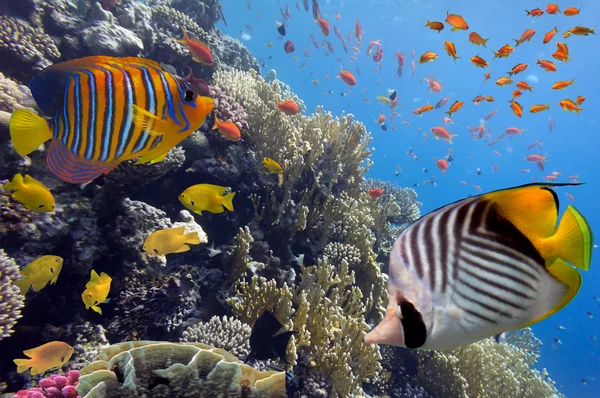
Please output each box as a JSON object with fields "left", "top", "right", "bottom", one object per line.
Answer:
{"left": 276, "top": 98, "right": 300, "bottom": 115}
{"left": 544, "top": 27, "right": 559, "bottom": 44}
{"left": 514, "top": 29, "right": 535, "bottom": 46}
{"left": 316, "top": 18, "right": 330, "bottom": 36}
{"left": 445, "top": 10, "right": 468, "bottom": 31}
{"left": 556, "top": 42, "right": 569, "bottom": 55}
{"left": 483, "top": 71, "right": 491, "bottom": 83}
{"left": 516, "top": 81, "right": 534, "bottom": 91}
{"left": 525, "top": 8, "right": 544, "bottom": 17}
{"left": 178, "top": 26, "right": 214, "bottom": 66}
{"left": 565, "top": 26, "right": 596, "bottom": 36}
{"left": 507, "top": 63, "right": 528, "bottom": 77}
{"left": 576, "top": 95, "right": 586, "bottom": 105}
{"left": 485, "top": 95, "right": 495, "bottom": 102}
{"left": 414, "top": 104, "right": 434, "bottom": 116}
{"left": 546, "top": 2, "right": 560, "bottom": 14}
{"left": 496, "top": 77, "right": 513, "bottom": 86}
{"left": 431, "top": 126, "right": 458, "bottom": 144}
{"left": 468, "top": 32, "right": 489, "bottom": 47}
{"left": 368, "top": 187, "right": 383, "bottom": 199}
{"left": 564, "top": 7, "right": 581, "bottom": 16}
{"left": 425, "top": 20, "right": 444, "bottom": 33}
{"left": 213, "top": 115, "right": 241, "bottom": 141}
{"left": 444, "top": 41, "right": 461, "bottom": 61}
{"left": 472, "top": 95, "right": 484, "bottom": 104}
{"left": 552, "top": 50, "right": 571, "bottom": 62}
{"left": 558, "top": 99, "right": 584, "bottom": 114}
{"left": 470, "top": 55, "right": 488, "bottom": 68}
{"left": 530, "top": 103, "right": 551, "bottom": 113}
{"left": 445, "top": 100, "right": 463, "bottom": 117}
{"left": 552, "top": 79, "right": 575, "bottom": 90}
{"left": 509, "top": 98, "right": 523, "bottom": 117}
{"left": 436, "top": 158, "right": 449, "bottom": 173}
{"left": 375, "top": 113, "right": 386, "bottom": 124}
{"left": 338, "top": 69, "right": 356, "bottom": 86}
{"left": 494, "top": 44, "right": 515, "bottom": 58}
{"left": 419, "top": 51, "right": 438, "bottom": 64}
{"left": 512, "top": 90, "right": 523, "bottom": 98}
{"left": 537, "top": 59, "right": 557, "bottom": 72}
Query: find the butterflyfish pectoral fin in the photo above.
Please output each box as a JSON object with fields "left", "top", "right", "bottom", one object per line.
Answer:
{"left": 522, "top": 258, "right": 581, "bottom": 328}
{"left": 9, "top": 110, "right": 53, "bottom": 156}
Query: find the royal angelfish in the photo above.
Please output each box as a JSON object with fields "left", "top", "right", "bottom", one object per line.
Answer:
{"left": 365, "top": 183, "right": 593, "bottom": 350}
{"left": 10, "top": 56, "right": 214, "bottom": 184}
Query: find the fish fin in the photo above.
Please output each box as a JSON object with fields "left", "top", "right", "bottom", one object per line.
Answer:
{"left": 544, "top": 205, "right": 593, "bottom": 270}
{"left": 13, "top": 359, "right": 31, "bottom": 373}
{"left": 86, "top": 270, "right": 102, "bottom": 288}
{"left": 47, "top": 140, "right": 116, "bottom": 184}
{"left": 523, "top": 258, "right": 581, "bottom": 327}
{"left": 177, "top": 25, "right": 191, "bottom": 44}
{"left": 31, "top": 279, "right": 50, "bottom": 292}
{"left": 13, "top": 278, "right": 30, "bottom": 294}
{"left": 103, "top": 298, "right": 111, "bottom": 303}
{"left": 253, "top": 310, "right": 285, "bottom": 336}
{"left": 171, "top": 225, "right": 186, "bottom": 235}
{"left": 482, "top": 38, "right": 489, "bottom": 48}
{"left": 451, "top": 26, "right": 459, "bottom": 32}
{"left": 202, "top": 184, "right": 228, "bottom": 196}
{"left": 222, "top": 192, "right": 236, "bottom": 212}
{"left": 99, "top": 272, "right": 112, "bottom": 284}
{"left": 148, "top": 151, "right": 169, "bottom": 164}
{"left": 424, "top": 19, "right": 430, "bottom": 26}
{"left": 174, "top": 244, "right": 191, "bottom": 253}
{"left": 22, "top": 174, "right": 46, "bottom": 189}
{"left": 9, "top": 110, "right": 53, "bottom": 156}
{"left": 184, "top": 231, "right": 201, "bottom": 245}
{"left": 208, "top": 204, "right": 225, "bottom": 214}
{"left": 131, "top": 104, "right": 168, "bottom": 137}
{"left": 3, "top": 173, "right": 24, "bottom": 191}
{"left": 212, "top": 115, "right": 220, "bottom": 130}
{"left": 91, "top": 305, "right": 103, "bottom": 315}
{"left": 271, "top": 331, "right": 295, "bottom": 362}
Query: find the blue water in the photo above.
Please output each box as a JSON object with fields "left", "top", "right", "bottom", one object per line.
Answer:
{"left": 218, "top": 0, "right": 599, "bottom": 396}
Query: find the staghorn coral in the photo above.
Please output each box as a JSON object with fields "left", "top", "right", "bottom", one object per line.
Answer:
{"left": 181, "top": 315, "right": 251, "bottom": 359}
{"left": 75, "top": 341, "right": 286, "bottom": 398}
{"left": 415, "top": 334, "right": 564, "bottom": 398}
{"left": 14, "top": 370, "right": 80, "bottom": 398}
{"left": 0, "top": 249, "right": 24, "bottom": 341}
{"left": 323, "top": 242, "right": 361, "bottom": 269}
{"left": 0, "top": 15, "right": 60, "bottom": 69}
{"left": 367, "top": 179, "right": 422, "bottom": 227}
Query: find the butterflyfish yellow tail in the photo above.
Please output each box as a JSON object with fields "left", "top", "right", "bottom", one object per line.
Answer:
{"left": 13, "top": 358, "right": 31, "bottom": 374}
{"left": 543, "top": 205, "right": 593, "bottom": 270}
{"left": 184, "top": 231, "right": 201, "bottom": 245}
{"left": 9, "top": 110, "right": 53, "bottom": 156}
{"left": 223, "top": 192, "right": 236, "bottom": 212}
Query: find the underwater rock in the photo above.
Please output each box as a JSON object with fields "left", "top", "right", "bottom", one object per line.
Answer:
{"left": 265, "top": 69, "right": 277, "bottom": 84}
{"left": 0, "top": 250, "right": 24, "bottom": 341}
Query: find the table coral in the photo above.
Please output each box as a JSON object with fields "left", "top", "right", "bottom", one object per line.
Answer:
{"left": 0, "top": 249, "right": 24, "bottom": 341}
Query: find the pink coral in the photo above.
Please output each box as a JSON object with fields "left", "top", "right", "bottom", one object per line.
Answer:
{"left": 14, "top": 370, "right": 79, "bottom": 398}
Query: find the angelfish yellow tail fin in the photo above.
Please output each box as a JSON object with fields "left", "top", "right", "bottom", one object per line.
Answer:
{"left": 549, "top": 205, "right": 593, "bottom": 270}
{"left": 9, "top": 110, "right": 52, "bottom": 156}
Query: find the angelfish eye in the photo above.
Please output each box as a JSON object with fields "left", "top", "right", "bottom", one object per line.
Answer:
{"left": 184, "top": 90, "right": 195, "bottom": 102}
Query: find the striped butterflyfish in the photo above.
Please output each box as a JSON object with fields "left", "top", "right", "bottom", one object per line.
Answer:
{"left": 9, "top": 56, "right": 214, "bottom": 184}
{"left": 365, "top": 183, "right": 593, "bottom": 350}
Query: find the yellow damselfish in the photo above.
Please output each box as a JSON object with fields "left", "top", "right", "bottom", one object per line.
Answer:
{"left": 14, "top": 255, "right": 63, "bottom": 294}
{"left": 14, "top": 341, "right": 74, "bottom": 375}
{"left": 2, "top": 174, "right": 55, "bottom": 213}
{"left": 143, "top": 226, "right": 202, "bottom": 256}
{"left": 262, "top": 158, "right": 284, "bottom": 187}
{"left": 82, "top": 270, "right": 112, "bottom": 314}
{"left": 178, "top": 184, "right": 235, "bottom": 215}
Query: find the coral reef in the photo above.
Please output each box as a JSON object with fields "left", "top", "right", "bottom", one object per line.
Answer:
{"left": 76, "top": 341, "right": 286, "bottom": 398}
{"left": 181, "top": 315, "right": 251, "bottom": 359}
{"left": 14, "top": 370, "right": 79, "bottom": 398}
{"left": 0, "top": 250, "right": 24, "bottom": 341}
{"left": 210, "top": 85, "right": 248, "bottom": 133}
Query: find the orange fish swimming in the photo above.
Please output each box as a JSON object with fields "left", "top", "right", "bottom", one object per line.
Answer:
{"left": 444, "top": 41, "right": 460, "bottom": 61}
{"left": 512, "top": 90, "right": 523, "bottom": 98}
{"left": 546, "top": 2, "right": 560, "bottom": 14}
{"left": 556, "top": 42, "right": 569, "bottom": 55}
{"left": 494, "top": 44, "right": 514, "bottom": 58}
{"left": 516, "top": 81, "right": 534, "bottom": 91}
{"left": 368, "top": 187, "right": 383, "bottom": 199}
{"left": 470, "top": 55, "right": 488, "bottom": 68}
{"left": 431, "top": 127, "right": 457, "bottom": 144}
{"left": 445, "top": 100, "right": 463, "bottom": 117}
{"left": 419, "top": 51, "right": 438, "bottom": 64}
{"left": 316, "top": 18, "right": 330, "bottom": 36}
{"left": 543, "top": 27, "right": 559, "bottom": 44}
{"left": 375, "top": 113, "right": 386, "bottom": 124}
{"left": 414, "top": 104, "right": 434, "bottom": 116}
{"left": 483, "top": 71, "right": 491, "bottom": 83}
{"left": 436, "top": 158, "right": 449, "bottom": 173}
{"left": 530, "top": 103, "right": 551, "bottom": 113}
{"left": 563, "top": 7, "right": 581, "bottom": 16}
{"left": 552, "top": 79, "right": 575, "bottom": 90}
{"left": 337, "top": 68, "right": 356, "bottom": 86}
{"left": 14, "top": 341, "right": 74, "bottom": 375}
{"left": 212, "top": 116, "right": 241, "bottom": 141}
{"left": 485, "top": 95, "right": 495, "bottom": 102}
{"left": 552, "top": 51, "right": 571, "bottom": 62}
{"left": 537, "top": 59, "right": 557, "bottom": 72}
{"left": 472, "top": 95, "right": 484, "bottom": 104}
{"left": 507, "top": 63, "right": 528, "bottom": 77}
{"left": 276, "top": 98, "right": 300, "bottom": 115}
{"left": 525, "top": 8, "right": 544, "bottom": 17}
{"left": 565, "top": 26, "right": 596, "bottom": 37}
{"left": 178, "top": 26, "right": 214, "bottom": 66}
{"left": 425, "top": 20, "right": 444, "bottom": 33}
{"left": 495, "top": 77, "right": 513, "bottom": 86}
{"left": 468, "top": 32, "right": 489, "bottom": 47}
{"left": 445, "top": 10, "right": 468, "bottom": 31}
{"left": 576, "top": 95, "right": 586, "bottom": 105}
{"left": 558, "top": 99, "right": 583, "bottom": 114}
{"left": 509, "top": 98, "right": 523, "bottom": 117}
{"left": 514, "top": 29, "right": 535, "bottom": 46}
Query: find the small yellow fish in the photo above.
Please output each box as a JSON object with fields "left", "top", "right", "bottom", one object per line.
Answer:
{"left": 376, "top": 95, "right": 391, "bottom": 105}
{"left": 14, "top": 341, "right": 74, "bottom": 375}
{"left": 262, "top": 157, "right": 283, "bottom": 174}
{"left": 14, "top": 255, "right": 63, "bottom": 294}
{"left": 81, "top": 270, "right": 112, "bottom": 314}
{"left": 2, "top": 174, "right": 55, "bottom": 213}
{"left": 264, "top": 42, "right": 273, "bottom": 47}
{"left": 143, "top": 226, "right": 202, "bottom": 256}
{"left": 179, "top": 184, "right": 235, "bottom": 215}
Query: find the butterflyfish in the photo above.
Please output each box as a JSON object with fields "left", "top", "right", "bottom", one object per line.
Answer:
{"left": 143, "top": 226, "right": 202, "bottom": 257}
{"left": 246, "top": 310, "right": 294, "bottom": 363}
{"left": 2, "top": 174, "right": 55, "bottom": 213}
{"left": 81, "top": 269, "right": 112, "bottom": 314}
{"left": 14, "top": 255, "right": 63, "bottom": 294}
{"left": 366, "top": 183, "right": 593, "bottom": 350}
{"left": 14, "top": 341, "right": 74, "bottom": 375}
{"left": 178, "top": 184, "right": 236, "bottom": 215}
{"left": 9, "top": 56, "right": 214, "bottom": 184}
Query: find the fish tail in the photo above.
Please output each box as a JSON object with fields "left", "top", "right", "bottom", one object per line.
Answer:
{"left": 13, "top": 278, "right": 30, "bottom": 294}
{"left": 3, "top": 173, "right": 24, "bottom": 191}
{"left": 482, "top": 38, "right": 489, "bottom": 47}
{"left": 13, "top": 358, "right": 31, "bottom": 374}
{"left": 212, "top": 115, "right": 220, "bottom": 130}
{"left": 525, "top": 10, "right": 531, "bottom": 15}
{"left": 424, "top": 19, "right": 430, "bottom": 27}
{"left": 178, "top": 25, "right": 190, "bottom": 44}
{"left": 449, "top": 134, "right": 458, "bottom": 143}
{"left": 545, "top": 205, "right": 593, "bottom": 270}
{"left": 184, "top": 231, "right": 201, "bottom": 245}
{"left": 222, "top": 192, "right": 236, "bottom": 212}
{"left": 9, "top": 109, "right": 53, "bottom": 156}
{"left": 513, "top": 39, "right": 520, "bottom": 47}
{"left": 92, "top": 305, "right": 103, "bottom": 315}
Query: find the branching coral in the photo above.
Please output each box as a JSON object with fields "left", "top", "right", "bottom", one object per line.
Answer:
{"left": 415, "top": 334, "right": 563, "bottom": 398}
{"left": 181, "top": 315, "right": 251, "bottom": 359}
{"left": 168, "top": 0, "right": 221, "bottom": 31}
{"left": 0, "top": 249, "right": 24, "bottom": 341}
{"left": 0, "top": 15, "right": 60, "bottom": 68}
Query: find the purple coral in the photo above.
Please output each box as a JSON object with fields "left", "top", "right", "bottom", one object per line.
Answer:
{"left": 14, "top": 370, "right": 79, "bottom": 398}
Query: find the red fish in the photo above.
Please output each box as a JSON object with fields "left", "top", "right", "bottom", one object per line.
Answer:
{"left": 178, "top": 26, "right": 214, "bottom": 66}
{"left": 396, "top": 51, "right": 405, "bottom": 77}
{"left": 276, "top": 98, "right": 299, "bottom": 115}
{"left": 368, "top": 187, "right": 383, "bottom": 198}
{"left": 338, "top": 68, "right": 356, "bottom": 86}
{"left": 355, "top": 19, "right": 363, "bottom": 43}
{"left": 212, "top": 116, "right": 241, "bottom": 141}
{"left": 436, "top": 159, "right": 449, "bottom": 173}
{"left": 316, "top": 18, "right": 330, "bottom": 36}
{"left": 182, "top": 66, "right": 211, "bottom": 96}
{"left": 284, "top": 40, "right": 295, "bottom": 53}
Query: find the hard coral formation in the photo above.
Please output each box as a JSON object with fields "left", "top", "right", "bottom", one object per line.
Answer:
{"left": 181, "top": 315, "right": 251, "bottom": 359}
{"left": 0, "top": 15, "right": 60, "bottom": 70}
{"left": 0, "top": 250, "right": 24, "bottom": 341}
{"left": 0, "top": 72, "right": 37, "bottom": 113}
{"left": 76, "top": 341, "right": 286, "bottom": 398}
{"left": 211, "top": 85, "right": 248, "bottom": 133}
{"left": 168, "top": 0, "right": 222, "bottom": 31}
